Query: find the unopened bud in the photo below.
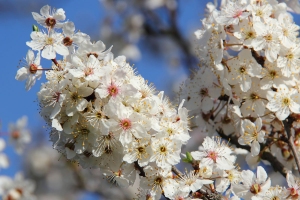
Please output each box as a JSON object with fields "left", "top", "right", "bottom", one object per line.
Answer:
{"left": 182, "top": 151, "right": 193, "bottom": 163}
{"left": 32, "top": 25, "right": 39, "bottom": 32}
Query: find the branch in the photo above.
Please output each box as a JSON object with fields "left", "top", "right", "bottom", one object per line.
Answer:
{"left": 51, "top": 58, "right": 62, "bottom": 70}
{"left": 69, "top": 162, "right": 132, "bottom": 200}
{"left": 142, "top": 8, "right": 197, "bottom": 72}
{"left": 217, "top": 129, "right": 289, "bottom": 177}
{"left": 283, "top": 118, "right": 300, "bottom": 173}
{"left": 172, "top": 165, "right": 183, "bottom": 178}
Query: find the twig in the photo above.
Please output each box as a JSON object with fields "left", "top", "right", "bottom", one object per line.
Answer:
{"left": 51, "top": 58, "right": 62, "bottom": 70}
{"left": 217, "top": 129, "right": 289, "bottom": 177}
{"left": 172, "top": 165, "right": 183, "bottom": 178}
{"left": 283, "top": 118, "right": 300, "bottom": 173}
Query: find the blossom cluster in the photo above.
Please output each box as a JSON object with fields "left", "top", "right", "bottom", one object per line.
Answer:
{"left": 15, "top": 5, "right": 197, "bottom": 199}
{"left": 180, "top": 0, "right": 300, "bottom": 170}
{"left": 12, "top": 2, "right": 300, "bottom": 200}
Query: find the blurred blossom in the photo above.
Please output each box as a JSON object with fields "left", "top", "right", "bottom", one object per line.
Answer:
{"left": 8, "top": 116, "right": 31, "bottom": 155}
{"left": 0, "top": 172, "right": 36, "bottom": 200}
{"left": 0, "top": 138, "right": 9, "bottom": 170}
{"left": 120, "top": 44, "right": 141, "bottom": 60}
{"left": 26, "top": 146, "right": 58, "bottom": 177}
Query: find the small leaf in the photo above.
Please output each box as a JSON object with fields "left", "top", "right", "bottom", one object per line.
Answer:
{"left": 186, "top": 151, "right": 193, "bottom": 162}
{"left": 32, "top": 25, "right": 39, "bottom": 32}
{"left": 182, "top": 152, "right": 193, "bottom": 163}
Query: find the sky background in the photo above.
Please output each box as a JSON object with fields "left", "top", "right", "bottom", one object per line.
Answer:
{"left": 1, "top": 0, "right": 300, "bottom": 199}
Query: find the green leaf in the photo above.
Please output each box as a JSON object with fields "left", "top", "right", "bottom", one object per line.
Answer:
{"left": 186, "top": 151, "right": 193, "bottom": 161}
{"left": 182, "top": 151, "right": 193, "bottom": 163}
{"left": 32, "top": 25, "right": 39, "bottom": 32}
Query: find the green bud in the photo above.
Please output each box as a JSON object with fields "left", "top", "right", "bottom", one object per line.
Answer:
{"left": 186, "top": 151, "right": 193, "bottom": 161}
{"left": 32, "top": 25, "right": 39, "bottom": 32}
{"left": 182, "top": 151, "right": 193, "bottom": 163}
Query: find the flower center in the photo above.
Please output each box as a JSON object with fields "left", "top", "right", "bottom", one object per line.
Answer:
{"left": 227, "top": 172, "right": 234, "bottom": 181}
{"left": 245, "top": 31, "right": 255, "bottom": 39}
{"left": 250, "top": 183, "right": 261, "bottom": 194}
{"left": 29, "top": 64, "right": 38, "bottom": 74}
{"left": 222, "top": 116, "right": 231, "bottom": 124}
{"left": 200, "top": 88, "right": 208, "bottom": 96}
{"left": 256, "top": 10, "right": 263, "bottom": 17}
{"left": 96, "top": 112, "right": 102, "bottom": 119}
{"left": 120, "top": 119, "right": 131, "bottom": 130}
{"left": 84, "top": 67, "right": 94, "bottom": 76}
{"left": 290, "top": 187, "right": 299, "bottom": 196}
{"left": 167, "top": 128, "right": 174, "bottom": 135}
{"left": 63, "top": 37, "right": 73, "bottom": 46}
{"left": 207, "top": 151, "right": 218, "bottom": 162}
{"left": 269, "top": 70, "right": 277, "bottom": 79}
{"left": 45, "top": 37, "right": 54, "bottom": 45}
{"left": 287, "top": 53, "right": 294, "bottom": 60}
{"left": 104, "top": 146, "right": 113, "bottom": 154}
{"left": 11, "top": 130, "right": 20, "bottom": 139}
{"left": 160, "top": 146, "right": 167, "bottom": 153}
{"left": 250, "top": 93, "right": 259, "bottom": 100}
{"left": 53, "top": 92, "right": 61, "bottom": 103}
{"left": 154, "top": 177, "right": 162, "bottom": 185}
{"left": 71, "top": 92, "right": 79, "bottom": 102}
{"left": 87, "top": 52, "right": 98, "bottom": 58}
{"left": 282, "top": 97, "right": 290, "bottom": 106}
{"left": 239, "top": 66, "right": 247, "bottom": 74}
{"left": 108, "top": 83, "right": 119, "bottom": 97}
{"left": 264, "top": 34, "right": 272, "bottom": 42}
{"left": 80, "top": 128, "right": 90, "bottom": 135}
{"left": 45, "top": 17, "right": 56, "bottom": 28}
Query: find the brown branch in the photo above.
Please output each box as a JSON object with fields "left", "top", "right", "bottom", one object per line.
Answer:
{"left": 217, "top": 129, "right": 289, "bottom": 177}
{"left": 68, "top": 162, "right": 132, "bottom": 200}
{"left": 51, "top": 58, "right": 62, "bottom": 70}
{"left": 142, "top": 8, "right": 197, "bottom": 72}
{"left": 134, "top": 161, "right": 145, "bottom": 177}
{"left": 172, "top": 165, "right": 183, "bottom": 178}
{"left": 283, "top": 118, "right": 300, "bottom": 173}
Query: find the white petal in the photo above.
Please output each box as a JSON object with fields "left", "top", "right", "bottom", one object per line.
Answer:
{"left": 0, "top": 154, "right": 9, "bottom": 169}
{"left": 52, "top": 118, "right": 63, "bottom": 131}
{"left": 54, "top": 44, "right": 69, "bottom": 56}
{"left": 256, "top": 166, "right": 268, "bottom": 183}
{"left": 42, "top": 45, "right": 56, "bottom": 59}
{"left": 40, "top": 5, "right": 50, "bottom": 17}
{"left": 15, "top": 67, "right": 28, "bottom": 81}
{"left": 251, "top": 141, "right": 260, "bottom": 156}
{"left": 0, "top": 138, "right": 5, "bottom": 151}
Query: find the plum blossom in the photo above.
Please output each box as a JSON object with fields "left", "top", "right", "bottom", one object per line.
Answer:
{"left": 32, "top": 5, "right": 65, "bottom": 29}
{"left": 26, "top": 31, "right": 69, "bottom": 59}
{"left": 15, "top": 50, "right": 42, "bottom": 91}
{"left": 0, "top": 139, "right": 9, "bottom": 170}
{"left": 8, "top": 116, "right": 31, "bottom": 155}
{"left": 266, "top": 84, "right": 300, "bottom": 120}
{"left": 191, "top": 136, "right": 236, "bottom": 170}
{"left": 232, "top": 166, "right": 271, "bottom": 200}
{"left": 238, "top": 118, "right": 265, "bottom": 156}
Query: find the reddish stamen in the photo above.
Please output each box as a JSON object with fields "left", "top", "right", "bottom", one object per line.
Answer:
{"left": 11, "top": 130, "right": 20, "bottom": 139}
{"left": 29, "top": 64, "right": 38, "bottom": 74}
{"left": 120, "top": 119, "right": 131, "bottom": 130}
{"left": 108, "top": 83, "right": 119, "bottom": 97}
